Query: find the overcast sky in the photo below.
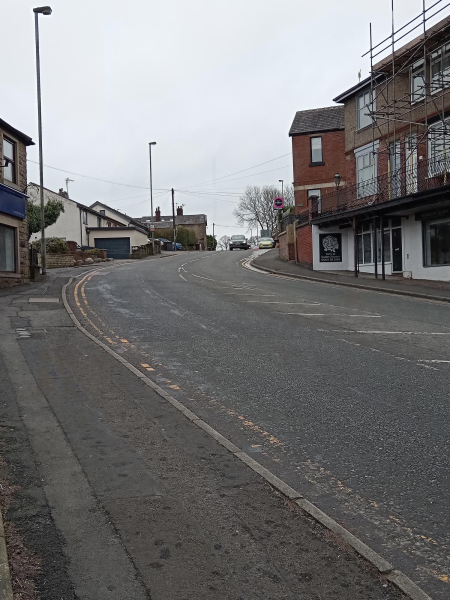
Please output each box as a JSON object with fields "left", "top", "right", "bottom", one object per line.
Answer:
{"left": 4, "top": 0, "right": 441, "bottom": 241}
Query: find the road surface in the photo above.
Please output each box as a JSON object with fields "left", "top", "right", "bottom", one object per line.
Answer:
{"left": 70, "top": 249, "right": 450, "bottom": 599}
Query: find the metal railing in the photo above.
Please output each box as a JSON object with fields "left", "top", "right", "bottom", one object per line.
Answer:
{"left": 314, "top": 153, "right": 450, "bottom": 219}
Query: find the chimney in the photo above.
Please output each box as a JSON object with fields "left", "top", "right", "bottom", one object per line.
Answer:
{"left": 176, "top": 205, "right": 183, "bottom": 216}
{"left": 155, "top": 207, "right": 161, "bottom": 222}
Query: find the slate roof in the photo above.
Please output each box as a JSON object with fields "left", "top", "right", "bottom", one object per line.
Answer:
{"left": 138, "top": 214, "right": 207, "bottom": 226}
{"left": 289, "top": 106, "right": 344, "bottom": 136}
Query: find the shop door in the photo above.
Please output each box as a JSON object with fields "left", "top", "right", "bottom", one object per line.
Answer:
{"left": 392, "top": 228, "right": 403, "bottom": 272}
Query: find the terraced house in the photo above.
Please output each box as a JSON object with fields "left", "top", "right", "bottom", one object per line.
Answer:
{"left": 0, "top": 118, "right": 34, "bottom": 288}
{"left": 310, "top": 14, "right": 450, "bottom": 281}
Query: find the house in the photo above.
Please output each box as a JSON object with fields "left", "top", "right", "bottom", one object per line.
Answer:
{"left": 282, "top": 106, "right": 345, "bottom": 265}
{"left": 309, "top": 13, "right": 450, "bottom": 281}
{"left": 0, "top": 119, "right": 34, "bottom": 288}
{"left": 28, "top": 188, "right": 150, "bottom": 259}
{"left": 135, "top": 206, "right": 208, "bottom": 249}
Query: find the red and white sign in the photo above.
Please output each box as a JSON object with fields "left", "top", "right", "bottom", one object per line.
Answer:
{"left": 273, "top": 197, "right": 284, "bottom": 210}
{"left": 150, "top": 226, "right": 155, "bottom": 232}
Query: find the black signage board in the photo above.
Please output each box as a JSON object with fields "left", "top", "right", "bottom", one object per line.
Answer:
{"left": 319, "top": 233, "right": 342, "bottom": 262}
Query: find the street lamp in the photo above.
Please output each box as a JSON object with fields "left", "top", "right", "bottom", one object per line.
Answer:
{"left": 279, "top": 179, "right": 284, "bottom": 198}
{"left": 149, "top": 142, "right": 157, "bottom": 253}
{"left": 334, "top": 172, "right": 342, "bottom": 210}
{"left": 33, "top": 6, "right": 52, "bottom": 275}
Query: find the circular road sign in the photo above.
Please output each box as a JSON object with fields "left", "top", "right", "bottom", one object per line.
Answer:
{"left": 274, "top": 197, "right": 284, "bottom": 209}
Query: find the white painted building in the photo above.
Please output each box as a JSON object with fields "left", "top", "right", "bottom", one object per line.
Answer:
{"left": 28, "top": 185, "right": 150, "bottom": 259}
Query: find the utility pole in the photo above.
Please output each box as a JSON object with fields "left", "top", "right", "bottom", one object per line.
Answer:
{"left": 149, "top": 142, "right": 156, "bottom": 254}
{"left": 171, "top": 188, "right": 176, "bottom": 251}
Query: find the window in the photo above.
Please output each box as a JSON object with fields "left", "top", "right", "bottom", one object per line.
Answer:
{"left": 376, "top": 228, "right": 392, "bottom": 263}
{"left": 428, "top": 117, "right": 450, "bottom": 173}
{"left": 97, "top": 217, "right": 102, "bottom": 227}
{"left": 424, "top": 217, "right": 450, "bottom": 266}
{"left": 99, "top": 209, "right": 105, "bottom": 215}
{"left": 82, "top": 210, "right": 87, "bottom": 225}
{"left": 357, "top": 89, "right": 375, "bottom": 130}
{"left": 308, "top": 189, "right": 322, "bottom": 212}
{"left": 2, "top": 137, "right": 16, "bottom": 183}
{"left": 310, "top": 137, "right": 323, "bottom": 163}
{"left": 430, "top": 44, "right": 450, "bottom": 91}
{"left": 0, "top": 224, "right": 16, "bottom": 272}
{"left": 355, "top": 143, "right": 378, "bottom": 198}
{"left": 357, "top": 222, "right": 372, "bottom": 264}
{"left": 411, "top": 60, "right": 425, "bottom": 102}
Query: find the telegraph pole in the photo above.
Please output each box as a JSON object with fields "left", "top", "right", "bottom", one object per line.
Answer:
{"left": 171, "top": 188, "right": 176, "bottom": 251}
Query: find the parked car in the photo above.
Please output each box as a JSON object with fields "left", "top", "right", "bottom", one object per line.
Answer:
{"left": 259, "top": 237, "right": 274, "bottom": 249}
{"left": 229, "top": 235, "right": 250, "bottom": 250}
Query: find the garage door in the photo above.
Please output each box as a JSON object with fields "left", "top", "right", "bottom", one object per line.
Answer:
{"left": 94, "top": 237, "right": 130, "bottom": 259}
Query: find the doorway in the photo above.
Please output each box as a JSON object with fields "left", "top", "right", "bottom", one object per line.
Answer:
{"left": 392, "top": 227, "right": 403, "bottom": 272}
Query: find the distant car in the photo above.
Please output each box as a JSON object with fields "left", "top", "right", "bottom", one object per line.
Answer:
{"left": 259, "top": 237, "right": 274, "bottom": 249}
{"left": 229, "top": 235, "right": 250, "bottom": 250}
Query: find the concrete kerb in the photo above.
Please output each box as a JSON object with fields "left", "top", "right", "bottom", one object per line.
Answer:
{"left": 251, "top": 260, "right": 450, "bottom": 304}
{"left": 61, "top": 274, "right": 432, "bottom": 600}
{"left": 0, "top": 510, "right": 13, "bottom": 600}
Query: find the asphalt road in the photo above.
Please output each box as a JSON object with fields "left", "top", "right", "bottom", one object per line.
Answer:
{"left": 71, "top": 250, "right": 450, "bottom": 599}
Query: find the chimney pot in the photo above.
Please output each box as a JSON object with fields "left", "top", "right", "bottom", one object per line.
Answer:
{"left": 155, "top": 207, "right": 161, "bottom": 222}
{"left": 176, "top": 206, "right": 183, "bottom": 216}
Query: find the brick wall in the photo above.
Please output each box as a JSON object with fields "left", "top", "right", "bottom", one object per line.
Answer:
{"left": 292, "top": 130, "right": 346, "bottom": 213}
{"left": 296, "top": 223, "right": 313, "bottom": 268}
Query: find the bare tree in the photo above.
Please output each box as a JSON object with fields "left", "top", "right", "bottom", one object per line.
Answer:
{"left": 217, "top": 235, "right": 230, "bottom": 251}
{"left": 233, "top": 184, "right": 294, "bottom": 235}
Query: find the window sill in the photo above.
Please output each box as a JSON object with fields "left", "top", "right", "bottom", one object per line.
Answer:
{"left": 309, "top": 162, "right": 325, "bottom": 167}
{"left": 0, "top": 271, "right": 21, "bottom": 278}
{"left": 356, "top": 124, "right": 373, "bottom": 132}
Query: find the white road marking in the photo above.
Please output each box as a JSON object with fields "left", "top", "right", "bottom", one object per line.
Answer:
{"left": 179, "top": 273, "right": 187, "bottom": 282}
{"left": 223, "top": 293, "right": 276, "bottom": 296}
{"left": 244, "top": 301, "right": 321, "bottom": 305}
{"left": 285, "top": 313, "right": 382, "bottom": 318}
{"left": 418, "top": 359, "right": 450, "bottom": 363}
{"left": 191, "top": 274, "right": 213, "bottom": 280}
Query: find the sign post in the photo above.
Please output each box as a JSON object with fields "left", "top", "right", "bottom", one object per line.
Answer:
{"left": 273, "top": 197, "right": 284, "bottom": 210}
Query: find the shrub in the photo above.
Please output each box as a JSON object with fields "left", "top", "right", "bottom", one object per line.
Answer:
{"left": 32, "top": 237, "right": 69, "bottom": 254}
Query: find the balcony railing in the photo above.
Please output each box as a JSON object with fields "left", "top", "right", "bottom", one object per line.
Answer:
{"left": 313, "top": 154, "right": 450, "bottom": 219}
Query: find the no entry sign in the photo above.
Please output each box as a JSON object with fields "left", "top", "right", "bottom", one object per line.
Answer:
{"left": 274, "top": 197, "right": 284, "bottom": 210}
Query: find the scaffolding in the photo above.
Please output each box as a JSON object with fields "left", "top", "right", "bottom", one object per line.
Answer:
{"left": 364, "top": 0, "right": 450, "bottom": 196}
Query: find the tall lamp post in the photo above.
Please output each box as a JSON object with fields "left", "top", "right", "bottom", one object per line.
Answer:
{"left": 33, "top": 6, "right": 52, "bottom": 275}
{"left": 279, "top": 179, "right": 284, "bottom": 198}
{"left": 149, "top": 142, "right": 157, "bottom": 253}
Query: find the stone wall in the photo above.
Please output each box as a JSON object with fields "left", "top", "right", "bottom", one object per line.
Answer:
{"left": 38, "top": 254, "right": 75, "bottom": 269}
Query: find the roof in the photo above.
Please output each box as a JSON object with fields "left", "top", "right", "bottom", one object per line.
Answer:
{"left": 27, "top": 183, "right": 123, "bottom": 224}
{"left": 289, "top": 106, "right": 344, "bottom": 136}
{"left": 333, "top": 75, "right": 375, "bottom": 104}
{"left": 89, "top": 201, "right": 144, "bottom": 228}
{"left": 138, "top": 214, "right": 207, "bottom": 226}
{"left": 0, "top": 119, "right": 34, "bottom": 146}
{"left": 86, "top": 225, "right": 149, "bottom": 234}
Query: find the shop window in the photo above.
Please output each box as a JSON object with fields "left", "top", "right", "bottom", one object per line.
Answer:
{"left": 424, "top": 217, "right": 450, "bottom": 266}
{"left": 357, "top": 222, "right": 372, "bottom": 264}
{"left": 2, "top": 137, "right": 16, "bottom": 184}
{"left": 376, "top": 228, "right": 391, "bottom": 263}
{"left": 0, "top": 224, "right": 16, "bottom": 272}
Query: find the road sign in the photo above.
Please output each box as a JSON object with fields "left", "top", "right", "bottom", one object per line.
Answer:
{"left": 274, "top": 197, "right": 284, "bottom": 210}
{"left": 150, "top": 226, "right": 155, "bottom": 232}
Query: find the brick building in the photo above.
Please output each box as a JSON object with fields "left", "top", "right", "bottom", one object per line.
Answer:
{"left": 312, "top": 14, "right": 450, "bottom": 281}
{"left": 136, "top": 206, "right": 208, "bottom": 250}
{"left": 0, "top": 118, "right": 34, "bottom": 288}
{"left": 281, "top": 107, "right": 345, "bottom": 266}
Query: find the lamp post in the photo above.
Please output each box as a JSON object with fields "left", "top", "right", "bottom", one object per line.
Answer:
{"left": 279, "top": 179, "right": 284, "bottom": 198}
{"left": 334, "top": 172, "right": 342, "bottom": 210}
{"left": 33, "top": 6, "right": 52, "bottom": 275}
{"left": 149, "top": 142, "right": 157, "bottom": 253}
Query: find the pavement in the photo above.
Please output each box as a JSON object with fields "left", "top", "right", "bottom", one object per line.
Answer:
{"left": 252, "top": 249, "right": 450, "bottom": 301}
{"left": 0, "top": 264, "right": 409, "bottom": 599}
